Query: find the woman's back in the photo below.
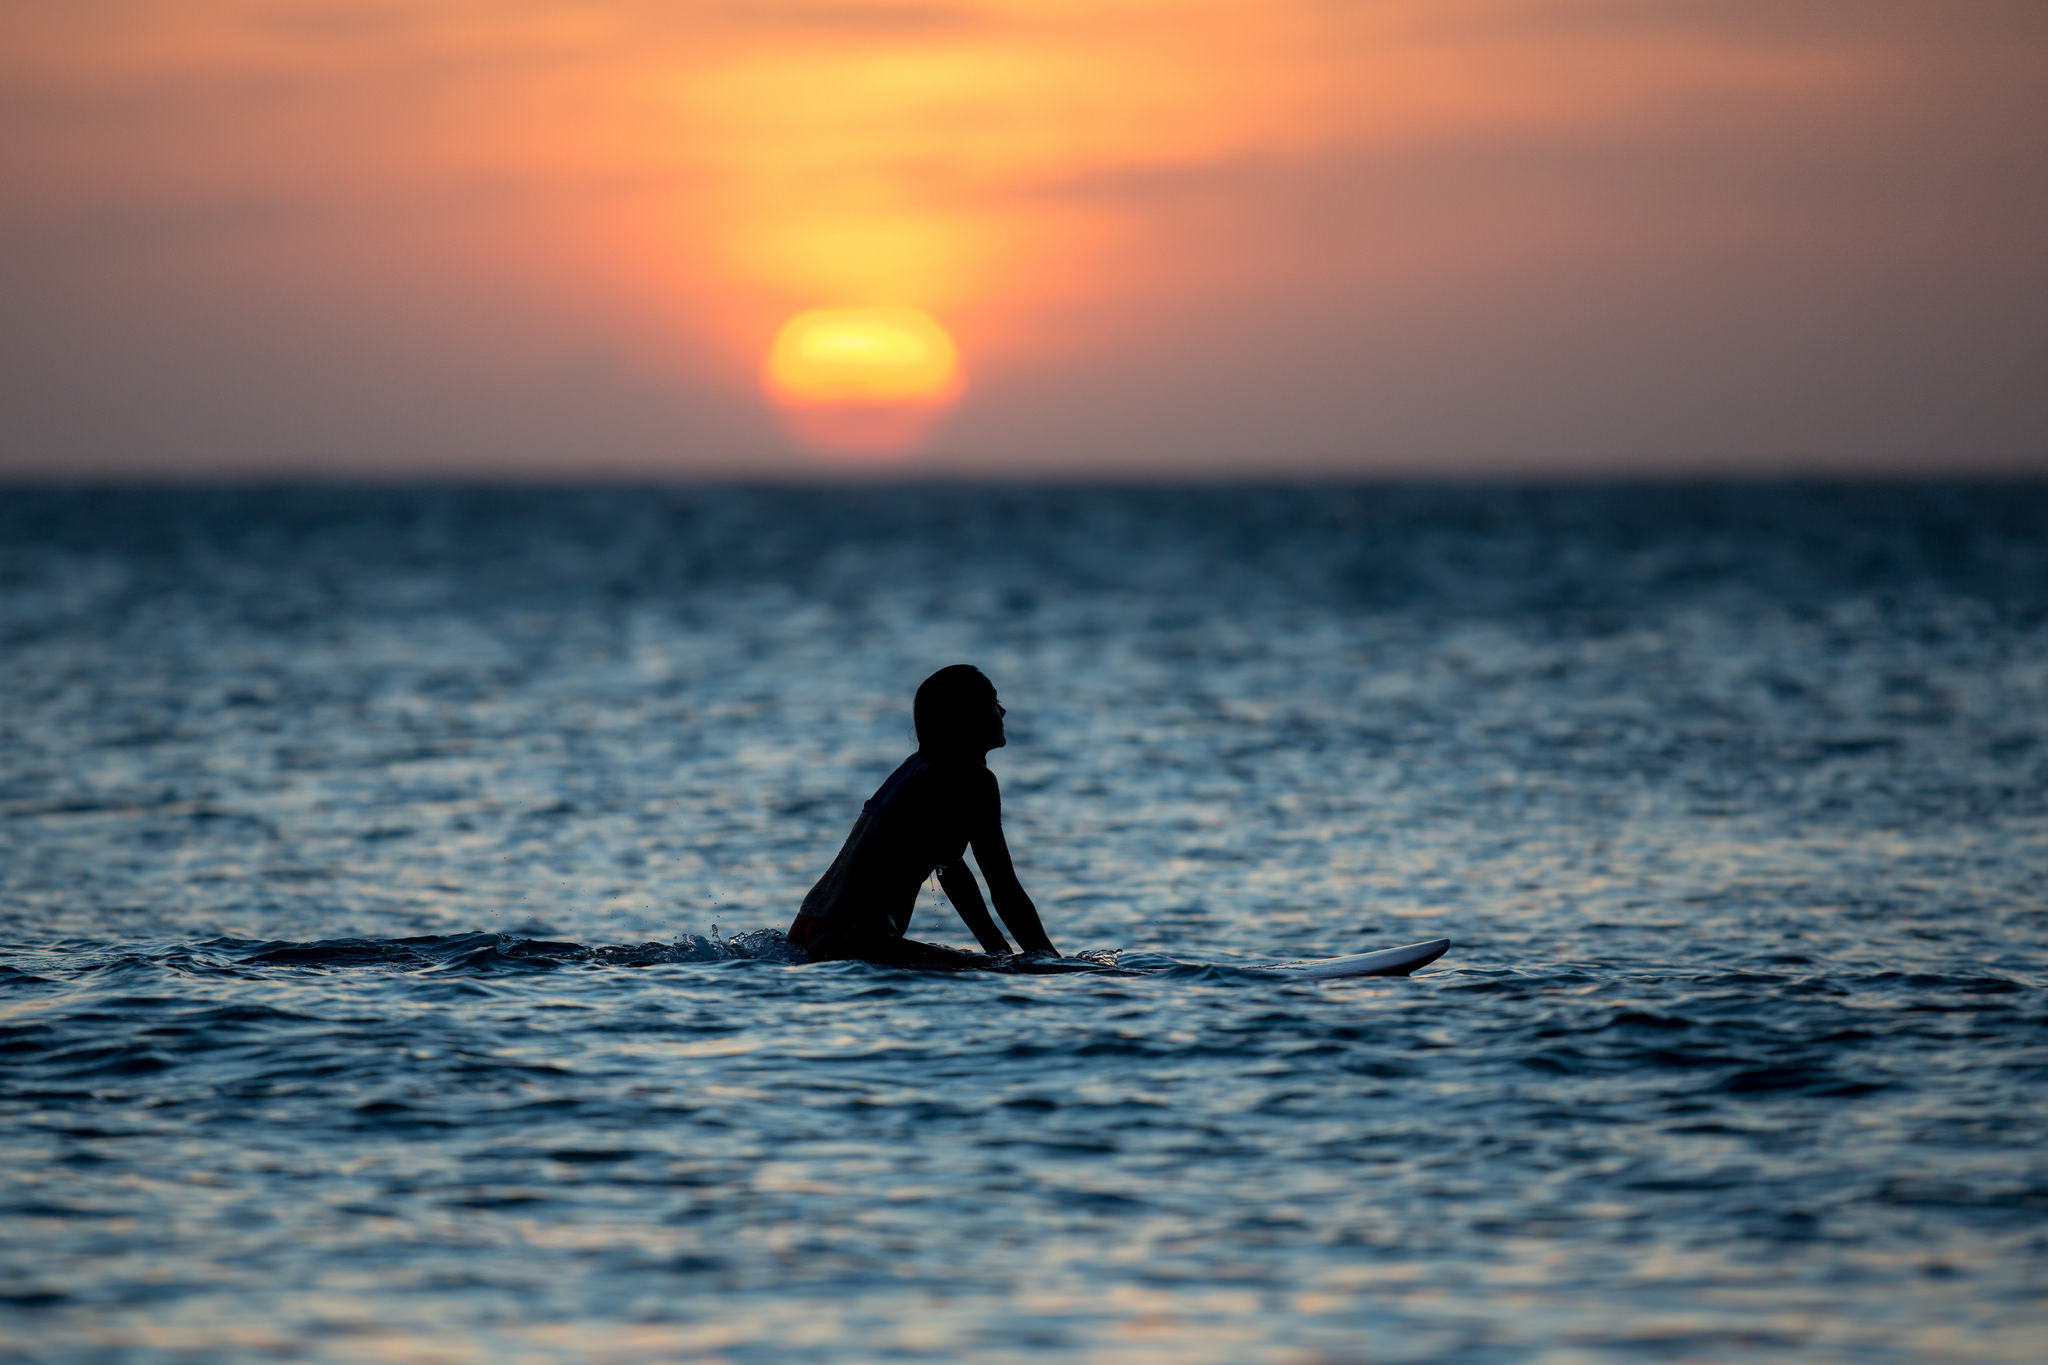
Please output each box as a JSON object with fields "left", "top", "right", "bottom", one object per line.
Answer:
{"left": 794, "top": 753, "right": 982, "bottom": 942}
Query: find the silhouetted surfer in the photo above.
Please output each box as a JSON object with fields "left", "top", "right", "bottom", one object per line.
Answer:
{"left": 789, "top": 665, "right": 1059, "bottom": 968}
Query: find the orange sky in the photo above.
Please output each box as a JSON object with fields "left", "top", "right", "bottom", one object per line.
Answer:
{"left": 2, "top": 1, "right": 2043, "bottom": 475}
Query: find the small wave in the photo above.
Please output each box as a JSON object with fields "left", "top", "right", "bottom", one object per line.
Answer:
{"left": 3, "top": 934, "right": 1126, "bottom": 982}
{"left": 237, "top": 938, "right": 441, "bottom": 968}
{"left": 227, "top": 929, "right": 808, "bottom": 974}
{"left": 1712, "top": 1064, "right": 1891, "bottom": 1098}
{"left": 663, "top": 928, "right": 804, "bottom": 964}
{"left": 0, "top": 931, "right": 814, "bottom": 980}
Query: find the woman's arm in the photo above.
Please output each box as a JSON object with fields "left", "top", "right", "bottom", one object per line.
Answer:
{"left": 937, "top": 861, "right": 1012, "bottom": 954}
{"left": 970, "top": 779, "right": 1058, "bottom": 955}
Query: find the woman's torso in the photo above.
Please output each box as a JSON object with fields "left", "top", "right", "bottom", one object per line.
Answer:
{"left": 792, "top": 754, "right": 982, "bottom": 943}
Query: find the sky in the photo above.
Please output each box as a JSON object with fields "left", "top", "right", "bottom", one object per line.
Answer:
{"left": 2, "top": 0, "right": 2044, "bottom": 478}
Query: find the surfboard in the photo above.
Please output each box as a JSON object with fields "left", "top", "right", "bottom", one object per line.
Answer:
{"left": 1269, "top": 937, "right": 1450, "bottom": 980}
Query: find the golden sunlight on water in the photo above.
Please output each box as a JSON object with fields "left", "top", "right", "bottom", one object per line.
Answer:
{"left": 763, "top": 308, "right": 962, "bottom": 459}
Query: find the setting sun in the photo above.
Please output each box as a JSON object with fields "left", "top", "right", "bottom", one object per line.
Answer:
{"left": 763, "top": 307, "right": 963, "bottom": 459}
{"left": 1, "top": 2, "right": 2040, "bottom": 475}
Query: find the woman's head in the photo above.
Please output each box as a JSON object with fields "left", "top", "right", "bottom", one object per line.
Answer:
{"left": 914, "top": 664, "right": 1005, "bottom": 755}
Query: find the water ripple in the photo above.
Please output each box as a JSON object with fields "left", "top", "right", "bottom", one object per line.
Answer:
{"left": 2, "top": 485, "right": 2046, "bottom": 1362}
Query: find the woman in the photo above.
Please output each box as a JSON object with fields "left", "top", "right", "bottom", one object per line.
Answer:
{"left": 789, "top": 665, "right": 1058, "bottom": 967}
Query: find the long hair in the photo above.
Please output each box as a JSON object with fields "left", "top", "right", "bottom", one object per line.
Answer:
{"left": 913, "top": 664, "right": 994, "bottom": 753}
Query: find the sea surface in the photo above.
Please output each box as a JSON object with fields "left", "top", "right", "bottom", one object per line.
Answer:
{"left": 2, "top": 483, "right": 2045, "bottom": 1364}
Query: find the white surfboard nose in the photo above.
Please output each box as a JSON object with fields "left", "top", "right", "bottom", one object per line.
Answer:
{"left": 1273, "top": 937, "right": 1451, "bottom": 980}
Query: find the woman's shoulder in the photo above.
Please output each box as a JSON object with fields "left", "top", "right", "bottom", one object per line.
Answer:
{"left": 897, "top": 752, "right": 998, "bottom": 798}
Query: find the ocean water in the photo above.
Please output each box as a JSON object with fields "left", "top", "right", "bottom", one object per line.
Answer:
{"left": 2, "top": 483, "right": 2045, "bottom": 1364}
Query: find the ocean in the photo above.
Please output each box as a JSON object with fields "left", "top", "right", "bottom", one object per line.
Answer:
{"left": 2, "top": 483, "right": 2044, "bottom": 1363}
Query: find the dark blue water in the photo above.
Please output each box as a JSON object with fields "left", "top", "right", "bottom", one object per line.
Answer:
{"left": 3, "top": 484, "right": 2045, "bottom": 1363}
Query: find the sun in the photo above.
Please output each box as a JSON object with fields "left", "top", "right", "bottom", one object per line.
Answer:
{"left": 762, "top": 307, "right": 963, "bottom": 458}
